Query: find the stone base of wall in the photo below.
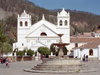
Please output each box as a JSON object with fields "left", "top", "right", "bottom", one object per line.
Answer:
{"left": 88, "top": 57, "right": 98, "bottom": 61}
{"left": 3, "top": 56, "right": 35, "bottom": 62}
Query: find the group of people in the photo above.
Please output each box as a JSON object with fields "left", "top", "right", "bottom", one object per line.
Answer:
{"left": 0, "top": 58, "right": 7, "bottom": 63}
{"left": 75, "top": 54, "right": 88, "bottom": 61}
{"left": 83, "top": 54, "right": 88, "bottom": 61}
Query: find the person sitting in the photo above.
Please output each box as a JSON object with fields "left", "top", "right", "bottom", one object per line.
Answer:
{"left": 75, "top": 56, "right": 77, "bottom": 58}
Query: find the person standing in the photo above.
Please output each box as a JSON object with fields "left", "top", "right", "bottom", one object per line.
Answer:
{"left": 86, "top": 55, "right": 88, "bottom": 61}
{"left": 83, "top": 54, "right": 85, "bottom": 61}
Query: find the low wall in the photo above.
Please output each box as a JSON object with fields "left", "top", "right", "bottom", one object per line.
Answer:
{"left": 42, "top": 58, "right": 81, "bottom": 65}
{"left": 88, "top": 57, "right": 98, "bottom": 61}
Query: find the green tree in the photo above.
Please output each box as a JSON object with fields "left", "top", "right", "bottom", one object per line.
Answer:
{"left": 62, "top": 47, "right": 68, "bottom": 55}
{"left": 0, "top": 23, "right": 7, "bottom": 54}
{"left": 50, "top": 44, "right": 56, "bottom": 55}
{"left": 3, "top": 42, "right": 12, "bottom": 55}
{"left": 27, "top": 49, "right": 34, "bottom": 56}
{"left": 17, "top": 51, "right": 24, "bottom": 56}
{"left": 38, "top": 47, "right": 50, "bottom": 55}
{"left": 0, "top": 23, "right": 7, "bottom": 43}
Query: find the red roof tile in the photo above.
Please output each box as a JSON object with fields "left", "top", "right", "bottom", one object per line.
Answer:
{"left": 70, "top": 37, "right": 100, "bottom": 43}
{"left": 79, "top": 41, "right": 100, "bottom": 48}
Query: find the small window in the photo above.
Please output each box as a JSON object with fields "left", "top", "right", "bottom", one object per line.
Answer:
{"left": 40, "top": 32, "right": 47, "bottom": 36}
{"left": 89, "top": 49, "right": 93, "bottom": 56}
{"left": 65, "top": 20, "right": 67, "bottom": 26}
{"left": 20, "top": 21, "right": 22, "bottom": 26}
{"left": 60, "top": 20, "right": 62, "bottom": 26}
{"left": 22, "top": 43, "right": 24, "bottom": 46}
{"left": 25, "top": 21, "right": 28, "bottom": 26}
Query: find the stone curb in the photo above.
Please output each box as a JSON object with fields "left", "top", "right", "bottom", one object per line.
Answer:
{"left": 24, "top": 68, "right": 98, "bottom": 74}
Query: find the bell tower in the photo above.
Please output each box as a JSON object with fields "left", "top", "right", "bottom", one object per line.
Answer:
{"left": 17, "top": 10, "right": 31, "bottom": 43}
{"left": 57, "top": 8, "right": 70, "bottom": 28}
{"left": 57, "top": 8, "right": 70, "bottom": 43}
{"left": 18, "top": 10, "right": 31, "bottom": 29}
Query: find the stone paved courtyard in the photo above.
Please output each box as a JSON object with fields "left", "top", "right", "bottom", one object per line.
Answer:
{"left": 0, "top": 60, "right": 100, "bottom": 75}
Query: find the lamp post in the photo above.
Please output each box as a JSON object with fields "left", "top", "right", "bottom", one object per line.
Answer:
{"left": 76, "top": 35, "right": 78, "bottom": 58}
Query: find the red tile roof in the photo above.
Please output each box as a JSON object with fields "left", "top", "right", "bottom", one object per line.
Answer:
{"left": 70, "top": 37, "right": 100, "bottom": 43}
{"left": 79, "top": 41, "right": 100, "bottom": 48}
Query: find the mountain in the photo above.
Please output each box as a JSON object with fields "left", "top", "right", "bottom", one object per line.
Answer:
{"left": 0, "top": 0, "right": 100, "bottom": 36}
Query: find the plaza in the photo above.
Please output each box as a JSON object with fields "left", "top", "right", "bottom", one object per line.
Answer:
{"left": 0, "top": 60, "right": 100, "bottom": 75}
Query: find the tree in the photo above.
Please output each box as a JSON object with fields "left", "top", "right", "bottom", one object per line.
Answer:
{"left": 57, "top": 46, "right": 68, "bottom": 55}
{"left": 3, "top": 42, "right": 12, "bottom": 55}
{"left": 0, "top": 23, "right": 7, "bottom": 54}
{"left": 17, "top": 51, "right": 24, "bottom": 56}
{"left": 0, "top": 23, "right": 7, "bottom": 43}
{"left": 50, "top": 44, "right": 56, "bottom": 55}
{"left": 38, "top": 47, "right": 50, "bottom": 55}
{"left": 27, "top": 49, "right": 34, "bottom": 56}
{"left": 8, "top": 37, "right": 15, "bottom": 45}
{"left": 62, "top": 47, "right": 68, "bottom": 55}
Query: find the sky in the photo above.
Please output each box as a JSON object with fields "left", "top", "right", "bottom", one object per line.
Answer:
{"left": 28, "top": 0, "right": 100, "bottom": 15}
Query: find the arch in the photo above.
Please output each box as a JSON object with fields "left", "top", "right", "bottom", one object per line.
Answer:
{"left": 89, "top": 49, "right": 93, "bottom": 56}
{"left": 59, "top": 20, "right": 62, "bottom": 26}
{"left": 40, "top": 32, "right": 47, "bottom": 36}
{"left": 20, "top": 21, "right": 22, "bottom": 26}
{"left": 25, "top": 21, "right": 28, "bottom": 26}
{"left": 65, "top": 20, "right": 67, "bottom": 26}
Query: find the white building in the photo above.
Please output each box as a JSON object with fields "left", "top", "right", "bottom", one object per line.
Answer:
{"left": 71, "top": 37, "right": 100, "bottom": 60}
{"left": 13, "top": 8, "right": 71, "bottom": 54}
{"left": 12, "top": 8, "right": 100, "bottom": 60}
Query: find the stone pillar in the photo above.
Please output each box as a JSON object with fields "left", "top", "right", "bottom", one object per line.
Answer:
{"left": 78, "top": 49, "right": 80, "bottom": 58}
{"left": 74, "top": 48, "right": 77, "bottom": 58}
{"left": 98, "top": 45, "right": 100, "bottom": 60}
{"left": 14, "top": 52, "right": 17, "bottom": 62}
{"left": 35, "top": 51, "right": 41, "bottom": 61}
{"left": 25, "top": 52, "right": 27, "bottom": 56}
{"left": 80, "top": 48, "right": 83, "bottom": 61}
{"left": 58, "top": 48, "right": 64, "bottom": 57}
{"left": 51, "top": 52, "right": 53, "bottom": 56}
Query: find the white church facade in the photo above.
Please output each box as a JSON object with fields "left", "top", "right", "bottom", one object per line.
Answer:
{"left": 13, "top": 8, "right": 71, "bottom": 55}
{"left": 12, "top": 8, "right": 100, "bottom": 61}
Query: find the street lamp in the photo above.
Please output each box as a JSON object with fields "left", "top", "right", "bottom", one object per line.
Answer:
{"left": 75, "top": 35, "right": 78, "bottom": 58}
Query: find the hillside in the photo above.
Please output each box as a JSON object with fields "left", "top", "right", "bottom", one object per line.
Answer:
{"left": 0, "top": 0, "right": 100, "bottom": 36}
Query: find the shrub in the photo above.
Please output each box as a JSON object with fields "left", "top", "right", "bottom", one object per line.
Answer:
{"left": 17, "top": 51, "right": 24, "bottom": 56}
{"left": 38, "top": 47, "right": 50, "bottom": 55}
{"left": 27, "top": 49, "right": 34, "bottom": 56}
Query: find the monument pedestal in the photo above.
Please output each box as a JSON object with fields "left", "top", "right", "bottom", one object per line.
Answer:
{"left": 42, "top": 58, "right": 81, "bottom": 65}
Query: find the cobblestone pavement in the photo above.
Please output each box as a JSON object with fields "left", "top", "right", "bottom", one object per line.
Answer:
{"left": 0, "top": 60, "right": 100, "bottom": 75}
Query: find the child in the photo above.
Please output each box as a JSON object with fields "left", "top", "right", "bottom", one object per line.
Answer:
{"left": 6, "top": 61, "right": 8, "bottom": 67}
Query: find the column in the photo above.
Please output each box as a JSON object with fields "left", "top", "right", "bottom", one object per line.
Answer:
{"left": 98, "top": 45, "right": 100, "bottom": 60}
{"left": 74, "top": 48, "right": 77, "bottom": 58}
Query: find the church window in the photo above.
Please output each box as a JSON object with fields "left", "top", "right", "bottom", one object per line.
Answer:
{"left": 22, "top": 43, "right": 24, "bottom": 46}
{"left": 65, "top": 20, "right": 67, "bottom": 26}
{"left": 60, "top": 20, "right": 62, "bottom": 26}
{"left": 20, "top": 21, "right": 22, "bottom": 26}
{"left": 89, "top": 49, "right": 93, "bottom": 56}
{"left": 25, "top": 21, "right": 28, "bottom": 26}
{"left": 40, "top": 32, "right": 47, "bottom": 36}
